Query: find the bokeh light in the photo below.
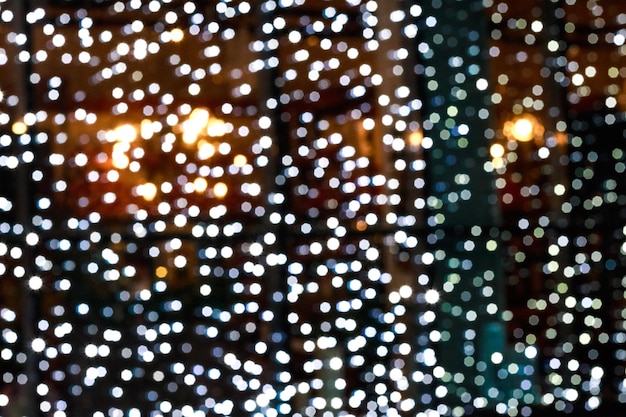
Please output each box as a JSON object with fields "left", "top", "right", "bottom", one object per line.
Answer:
{"left": 0, "top": 1, "right": 625, "bottom": 416}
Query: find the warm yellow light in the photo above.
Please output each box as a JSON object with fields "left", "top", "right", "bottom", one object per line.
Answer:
{"left": 12, "top": 121, "right": 27, "bottom": 135}
{"left": 490, "top": 143, "right": 505, "bottom": 158}
{"left": 114, "top": 124, "right": 137, "bottom": 142}
{"left": 111, "top": 141, "right": 131, "bottom": 169}
{"left": 233, "top": 154, "right": 247, "bottom": 168}
{"left": 140, "top": 119, "right": 155, "bottom": 139}
{"left": 213, "top": 182, "right": 228, "bottom": 198}
{"left": 111, "top": 151, "right": 130, "bottom": 169}
{"left": 207, "top": 118, "right": 227, "bottom": 137}
{"left": 189, "top": 107, "right": 210, "bottom": 123}
{"left": 193, "top": 177, "right": 208, "bottom": 193}
{"left": 512, "top": 118, "right": 534, "bottom": 141}
{"left": 155, "top": 266, "right": 168, "bottom": 278}
{"left": 182, "top": 130, "right": 199, "bottom": 144}
{"left": 504, "top": 114, "right": 543, "bottom": 142}
{"left": 113, "top": 141, "right": 131, "bottom": 153}
{"left": 171, "top": 28, "right": 184, "bottom": 42}
{"left": 556, "top": 131, "right": 568, "bottom": 146}
{"left": 197, "top": 140, "right": 216, "bottom": 160}
{"left": 182, "top": 108, "right": 210, "bottom": 144}
{"left": 408, "top": 130, "right": 423, "bottom": 149}
{"left": 137, "top": 182, "right": 158, "bottom": 201}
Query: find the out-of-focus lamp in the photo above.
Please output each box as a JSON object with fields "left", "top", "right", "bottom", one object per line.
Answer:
{"left": 170, "top": 28, "right": 185, "bottom": 42}
{"left": 181, "top": 108, "right": 227, "bottom": 143}
{"left": 233, "top": 154, "right": 247, "bottom": 168}
{"left": 193, "top": 177, "right": 208, "bottom": 193}
{"left": 198, "top": 140, "right": 216, "bottom": 160}
{"left": 12, "top": 121, "right": 28, "bottom": 135}
{"left": 135, "top": 182, "right": 158, "bottom": 201}
{"left": 407, "top": 130, "right": 423, "bottom": 149}
{"left": 490, "top": 143, "right": 506, "bottom": 169}
{"left": 206, "top": 117, "right": 227, "bottom": 137}
{"left": 114, "top": 124, "right": 138, "bottom": 142}
{"left": 503, "top": 114, "right": 543, "bottom": 142}
{"left": 182, "top": 108, "right": 210, "bottom": 144}
{"left": 213, "top": 182, "right": 228, "bottom": 198}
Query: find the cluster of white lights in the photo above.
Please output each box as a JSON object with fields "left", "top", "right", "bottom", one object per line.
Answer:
{"left": 0, "top": 0, "right": 624, "bottom": 416}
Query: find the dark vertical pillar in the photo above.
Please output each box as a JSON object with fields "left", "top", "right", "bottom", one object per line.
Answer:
{"left": 539, "top": 0, "right": 577, "bottom": 402}
{"left": 418, "top": 0, "right": 509, "bottom": 404}
{"left": 11, "top": 0, "right": 41, "bottom": 416}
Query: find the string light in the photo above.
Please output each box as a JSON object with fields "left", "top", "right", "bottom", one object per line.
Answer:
{"left": 0, "top": 1, "right": 624, "bottom": 416}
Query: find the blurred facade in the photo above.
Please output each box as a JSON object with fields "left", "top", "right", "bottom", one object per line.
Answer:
{"left": 0, "top": 0, "right": 626, "bottom": 416}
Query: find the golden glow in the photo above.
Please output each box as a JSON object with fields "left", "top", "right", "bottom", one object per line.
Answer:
{"left": 193, "top": 177, "right": 208, "bottom": 193}
{"left": 206, "top": 117, "right": 227, "bottom": 137}
{"left": 182, "top": 131, "right": 198, "bottom": 144}
{"left": 408, "top": 130, "right": 423, "bottom": 149}
{"left": 111, "top": 153, "right": 130, "bottom": 169}
{"left": 179, "top": 108, "right": 226, "bottom": 143}
{"left": 137, "top": 182, "right": 158, "bottom": 201}
{"left": 170, "top": 28, "right": 184, "bottom": 42}
{"left": 190, "top": 107, "right": 209, "bottom": 120}
{"left": 155, "top": 266, "right": 168, "bottom": 278}
{"left": 111, "top": 141, "right": 131, "bottom": 169}
{"left": 512, "top": 118, "right": 533, "bottom": 141}
{"left": 504, "top": 114, "right": 543, "bottom": 142}
{"left": 556, "top": 131, "right": 568, "bottom": 146}
{"left": 114, "top": 141, "right": 131, "bottom": 152}
{"left": 197, "top": 140, "right": 216, "bottom": 160}
{"left": 12, "top": 121, "right": 27, "bottom": 135}
{"left": 233, "top": 154, "right": 247, "bottom": 168}
{"left": 188, "top": 108, "right": 210, "bottom": 127}
{"left": 182, "top": 108, "right": 210, "bottom": 144}
{"left": 114, "top": 124, "right": 138, "bottom": 142}
{"left": 140, "top": 119, "right": 155, "bottom": 139}
{"left": 213, "top": 182, "right": 228, "bottom": 198}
